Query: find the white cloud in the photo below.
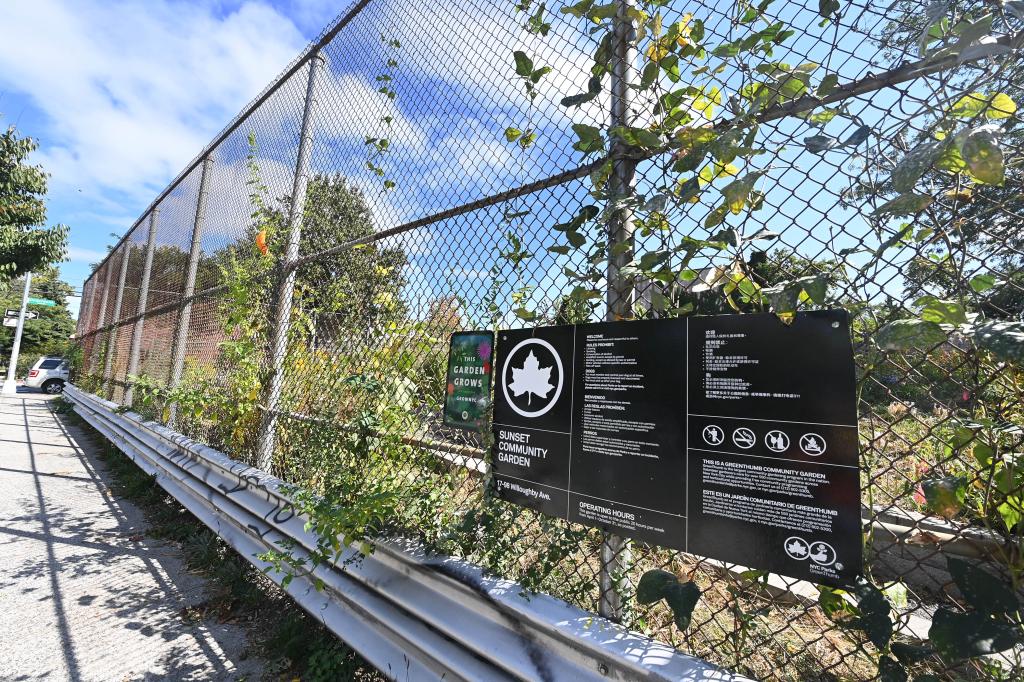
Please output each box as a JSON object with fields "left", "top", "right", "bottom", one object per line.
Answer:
{"left": 66, "top": 245, "right": 109, "bottom": 264}
{"left": 0, "top": 0, "right": 308, "bottom": 204}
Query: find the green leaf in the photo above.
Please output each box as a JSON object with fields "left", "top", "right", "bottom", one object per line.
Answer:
{"left": 636, "top": 569, "right": 677, "bottom": 604}
{"left": 562, "top": 91, "right": 598, "bottom": 107}
{"left": 703, "top": 204, "right": 728, "bottom": 228}
{"left": 871, "top": 193, "right": 933, "bottom": 217}
{"left": 875, "top": 319, "right": 946, "bottom": 351}
{"left": 698, "top": 161, "right": 739, "bottom": 185}
{"left": 559, "top": 0, "right": 594, "bottom": 18}
{"left": 818, "top": 586, "right": 856, "bottom": 619}
{"left": 817, "top": 73, "right": 840, "bottom": 97}
{"left": 505, "top": 127, "right": 523, "bottom": 142}
{"left": 638, "top": 249, "right": 670, "bottom": 270}
{"left": 804, "top": 134, "right": 839, "bottom": 154}
{"left": 572, "top": 123, "right": 604, "bottom": 154}
{"left": 553, "top": 204, "right": 599, "bottom": 232}
{"left": 951, "top": 92, "right": 1017, "bottom": 120}
{"left": 721, "top": 179, "right": 749, "bottom": 215}
{"left": 764, "top": 283, "right": 800, "bottom": 314}
{"left": 891, "top": 642, "right": 934, "bottom": 665}
{"left": 513, "top": 307, "right": 537, "bottom": 322}
{"left": 639, "top": 61, "right": 659, "bottom": 90}
{"left": 878, "top": 657, "right": 907, "bottom": 682}
{"left": 852, "top": 579, "right": 893, "bottom": 649}
{"left": 917, "top": 297, "right": 968, "bottom": 326}
{"left": 513, "top": 50, "right": 533, "bottom": 77}
{"left": 808, "top": 108, "right": 839, "bottom": 125}
{"left": 891, "top": 140, "right": 945, "bottom": 193}
{"left": 921, "top": 476, "right": 966, "bottom": 517}
{"left": 818, "top": 0, "right": 840, "bottom": 20}
{"left": 929, "top": 608, "right": 1023, "bottom": 660}
{"left": 530, "top": 66, "right": 552, "bottom": 83}
{"left": 987, "top": 92, "right": 1017, "bottom": 119}
{"left": 951, "top": 92, "right": 990, "bottom": 118}
{"left": 561, "top": 74, "right": 603, "bottom": 108}
{"left": 711, "top": 42, "right": 741, "bottom": 58}
{"left": 675, "top": 176, "right": 701, "bottom": 202}
{"left": 962, "top": 127, "right": 1004, "bottom": 185}
{"left": 566, "top": 230, "right": 586, "bottom": 248}
{"left": 663, "top": 581, "right": 700, "bottom": 630}
{"left": 972, "top": 320, "right": 1024, "bottom": 364}
{"left": 998, "top": 498, "right": 1023, "bottom": 532}
{"left": 801, "top": 275, "right": 828, "bottom": 303}
{"left": 843, "top": 124, "right": 871, "bottom": 147}
{"left": 969, "top": 273, "right": 997, "bottom": 293}
{"left": 635, "top": 570, "right": 700, "bottom": 629}
{"left": 947, "top": 556, "right": 1020, "bottom": 615}
{"left": 612, "top": 126, "right": 663, "bottom": 150}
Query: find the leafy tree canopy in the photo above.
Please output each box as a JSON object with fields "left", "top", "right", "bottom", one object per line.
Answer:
{"left": 0, "top": 265, "right": 76, "bottom": 368}
{"left": 0, "top": 123, "right": 68, "bottom": 279}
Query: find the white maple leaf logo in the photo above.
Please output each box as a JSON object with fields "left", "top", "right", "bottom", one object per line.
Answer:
{"left": 786, "top": 540, "right": 808, "bottom": 557}
{"left": 508, "top": 350, "right": 554, "bottom": 406}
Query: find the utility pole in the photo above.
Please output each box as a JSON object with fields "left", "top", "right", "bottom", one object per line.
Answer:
{"left": 2, "top": 272, "right": 33, "bottom": 395}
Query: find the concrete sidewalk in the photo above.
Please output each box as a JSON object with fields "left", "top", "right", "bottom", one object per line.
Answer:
{"left": 0, "top": 392, "right": 264, "bottom": 681}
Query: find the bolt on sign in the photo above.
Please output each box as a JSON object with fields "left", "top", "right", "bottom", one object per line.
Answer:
{"left": 443, "top": 331, "right": 494, "bottom": 431}
{"left": 486, "top": 310, "right": 861, "bottom": 587}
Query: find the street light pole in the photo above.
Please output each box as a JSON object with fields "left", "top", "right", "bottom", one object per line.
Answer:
{"left": 2, "top": 272, "right": 33, "bottom": 395}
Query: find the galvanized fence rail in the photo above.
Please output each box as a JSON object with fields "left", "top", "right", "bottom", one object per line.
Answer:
{"left": 73, "top": 1, "right": 1024, "bottom": 679}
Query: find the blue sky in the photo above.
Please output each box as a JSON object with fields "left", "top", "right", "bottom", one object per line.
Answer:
{"left": 0, "top": 0, "right": 347, "bottom": 316}
{"left": 1, "top": 0, "right": 943, "bottom": 323}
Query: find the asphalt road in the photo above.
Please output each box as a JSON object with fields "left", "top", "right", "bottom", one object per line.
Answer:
{"left": 0, "top": 391, "right": 264, "bottom": 681}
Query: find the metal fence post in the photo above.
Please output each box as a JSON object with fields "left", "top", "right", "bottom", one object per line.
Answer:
{"left": 102, "top": 243, "right": 132, "bottom": 396}
{"left": 87, "top": 261, "right": 114, "bottom": 376}
{"left": 123, "top": 210, "right": 159, "bottom": 407}
{"left": 166, "top": 156, "right": 214, "bottom": 427}
{"left": 85, "top": 270, "right": 102, "bottom": 333}
{"left": 599, "top": 0, "right": 637, "bottom": 623}
{"left": 255, "top": 52, "right": 324, "bottom": 473}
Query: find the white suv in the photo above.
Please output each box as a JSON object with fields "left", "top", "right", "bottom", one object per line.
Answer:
{"left": 25, "top": 356, "right": 70, "bottom": 394}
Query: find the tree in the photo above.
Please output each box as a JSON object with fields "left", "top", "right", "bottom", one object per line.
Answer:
{"left": 874, "top": 2, "right": 1024, "bottom": 318}
{"left": 0, "top": 266, "right": 75, "bottom": 371}
{"left": 286, "top": 173, "right": 408, "bottom": 349}
{"left": 0, "top": 123, "right": 68, "bottom": 279}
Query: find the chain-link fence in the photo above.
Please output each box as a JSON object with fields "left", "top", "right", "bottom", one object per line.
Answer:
{"left": 73, "top": 0, "right": 1024, "bottom": 678}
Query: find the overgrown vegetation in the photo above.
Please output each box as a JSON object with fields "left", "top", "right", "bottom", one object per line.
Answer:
{"left": 60, "top": 400, "right": 382, "bottom": 681}
{"left": 0, "top": 119, "right": 68, "bottom": 279}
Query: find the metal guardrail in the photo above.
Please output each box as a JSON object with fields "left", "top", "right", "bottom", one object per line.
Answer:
{"left": 63, "top": 384, "right": 747, "bottom": 682}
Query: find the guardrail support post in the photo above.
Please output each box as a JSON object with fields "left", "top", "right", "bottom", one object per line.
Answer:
{"left": 255, "top": 52, "right": 324, "bottom": 473}
{"left": 167, "top": 156, "right": 214, "bottom": 427}
{"left": 124, "top": 210, "right": 159, "bottom": 407}
{"left": 102, "top": 243, "right": 133, "bottom": 397}
{"left": 599, "top": 0, "right": 637, "bottom": 623}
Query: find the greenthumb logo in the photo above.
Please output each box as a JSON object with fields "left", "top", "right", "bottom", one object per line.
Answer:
{"left": 502, "top": 337, "right": 563, "bottom": 418}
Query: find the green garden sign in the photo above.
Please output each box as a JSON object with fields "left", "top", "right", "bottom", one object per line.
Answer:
{"left": 443, "top": 331, "right": 493, "bottom": 431}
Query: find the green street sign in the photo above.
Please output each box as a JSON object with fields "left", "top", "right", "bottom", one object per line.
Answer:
{"left": 27, "top": 297, "right": 56, "bottom": 307}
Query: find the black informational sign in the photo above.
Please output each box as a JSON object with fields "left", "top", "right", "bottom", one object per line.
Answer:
{"left": 491, "top": 310, "right": 860, "bottom": 586}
